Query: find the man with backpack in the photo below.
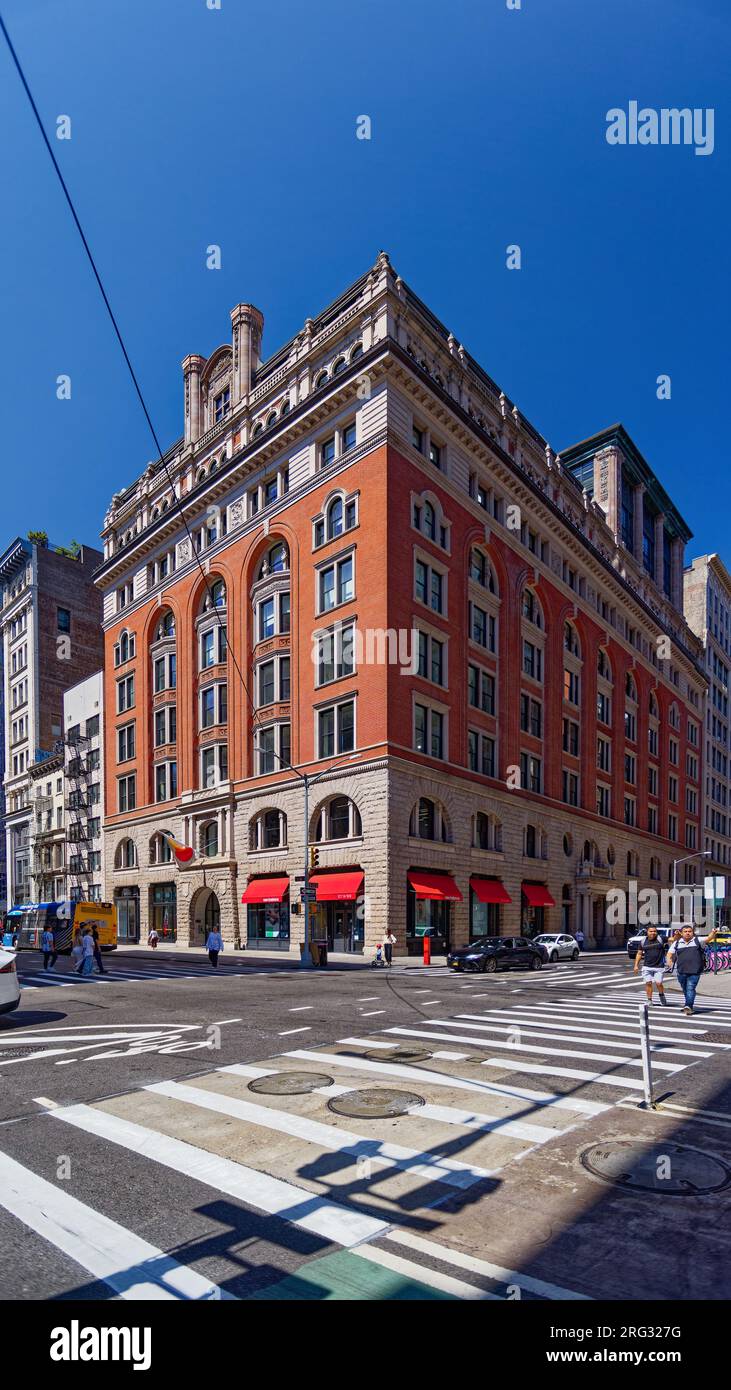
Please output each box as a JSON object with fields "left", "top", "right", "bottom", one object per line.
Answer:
{"left": 632, "top": 923, "right": 669, "bottom": 1006}
{"left": 667, "top": 922, "right": 719, "bottom": 1015}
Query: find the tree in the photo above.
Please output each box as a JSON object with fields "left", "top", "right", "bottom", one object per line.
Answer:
{"left": 27, "top": 530, "right": 48, "bottom": 547}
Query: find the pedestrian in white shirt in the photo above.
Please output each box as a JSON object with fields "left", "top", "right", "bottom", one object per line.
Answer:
{"left": 206, "top": 929, "right": 224, "bottom": 969}
{"left": 79, "top": 929, "right": 95, "bottom": 978}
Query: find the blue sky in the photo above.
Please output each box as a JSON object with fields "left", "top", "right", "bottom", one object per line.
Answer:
{"left": 0, "top": 0, "right": 728, "bottom": 560}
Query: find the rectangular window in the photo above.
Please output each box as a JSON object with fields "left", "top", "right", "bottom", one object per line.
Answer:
{"left": 625, "top": 753, "right": 636, "bottom": 784}
{"left": 319, "top": 556, "right": 354, "bottom": 613}
{"left": 470, "top": 604, "right": 495, "bottom": 652}
{"left": 520, "top": 752, "right": 542, "bottom": 793}
{"left": 343, "top": 422, "right": 357, "bottom": 451}
{"left": 624, "top": 796, "right": 636, "bottom": 827}
{"left": 562, "top": 770, "right": 579, "bottom": 806}
{"left": 214, "top": 387, "right": 230, "bottom": 422}
{"left": 321, "top": 436, "right": 336, "bottom": 466}
{"left": 117, "top": 723, "right": 135, "bottom": 762}
{"left": 563, "top": 718, "right": 579, "bottom": 757}
{"left": 57, "top": 607, "right": 71, "bottom": 633}
{"left": 520, "top": 694, "right": 542, "bottom": 738}
{"left": 563, "top": 669, "right": 580, "bottom": 704}
{"left": 597, "top": 691, "right": 611, "bottom": 725}
{"left": 468, "top": 731, "right": 495, "bottom": 777}
{"left": 598, "top": 733, "right": 612, "bottom": 771}
{"left": 596, "top": 784, "right": 611, "bottom": 818}
{"left": 258, "top": 660, "right": 275, "bottom": 708}
{"left": 117, "top": 675, "right": 135, "bottom": 712}
{"left": 468, "top": 665, "right": 495, "bottom": 715}
{"left": 118, "top": 774, "right": 136, "bottom": 813}
{"left": 522, "top": 641, "right": 542, "bottom": 682}
{"left": 318, "top": 700, "right": 355, "bottom": 757}
{"left": 647, "top": 806, "right": 658, "bottom": 834}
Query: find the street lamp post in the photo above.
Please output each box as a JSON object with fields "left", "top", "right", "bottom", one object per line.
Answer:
{"left": 671, "top": 849, "right": 711, "bottom": 926}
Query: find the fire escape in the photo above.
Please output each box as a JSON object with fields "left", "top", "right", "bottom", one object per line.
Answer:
{"left": 31, "top": 790, "right": 55, "bottom": 901}
{"left": 66, "top": 728, "right": 93, "bottom": 902}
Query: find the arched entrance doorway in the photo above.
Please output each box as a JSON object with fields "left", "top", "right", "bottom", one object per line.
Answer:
{"left": 190, "top": 887, "right": 221, "bottom": 946}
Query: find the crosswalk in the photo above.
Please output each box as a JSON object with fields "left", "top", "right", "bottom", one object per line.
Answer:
{"left": 3, "top": 989, "right": 729, "bottom": 1301}
{"left": 16, "top": 960, "right": 274, "bottom": 990}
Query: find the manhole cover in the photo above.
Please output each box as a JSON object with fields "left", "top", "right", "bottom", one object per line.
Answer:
{"left": 699, "top": 1033, "right": 731, "bottom": 1045}
{"left": 327, "top": 1088, "right": 425, "bottom": 1119}
{"left": 248, "top": 1071, "right": 334, "bottom": 1095}
{"left": 366, "top": 1045, "right": 433, "bottom": 1064}
{"left": 580, "top": 1140, "right": 731, "bottom": 1196}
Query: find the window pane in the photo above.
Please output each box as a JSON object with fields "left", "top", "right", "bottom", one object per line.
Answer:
{"left": 338, "top": 702, "right": 354, "bottom": 753}
{"left": 319, "top": 709, "right": 334, "bottom": 757}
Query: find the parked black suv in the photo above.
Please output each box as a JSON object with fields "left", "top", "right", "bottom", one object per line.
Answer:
{"left": 447, "top": 935, "right": 544, "bottom": 973}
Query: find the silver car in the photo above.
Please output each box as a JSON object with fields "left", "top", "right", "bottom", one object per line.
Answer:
{"left": 534, "top": 933, "right": 580, "bottom": 963}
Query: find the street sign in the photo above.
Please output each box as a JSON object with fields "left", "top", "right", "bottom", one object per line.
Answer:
{"left": 293, "top": 875, "right": 305, "bottom": 882}
{"left": 704, "top": 876, "right": 725, "bottom": 901}
{"left": 300, "top": 887, "right": 317, "bottom": 901}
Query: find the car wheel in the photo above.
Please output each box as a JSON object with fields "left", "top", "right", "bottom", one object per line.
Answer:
{"left": 484, "top": 957, "right": 498, "bottom": 974}
{"left": 529, "top": 954, "right": 542, "bottom": 971}
{"left": 549, "top": 951, "right": 558, "bottom": 963}
{"left": 572, "top": 949, "right": 580, "bottom": 961}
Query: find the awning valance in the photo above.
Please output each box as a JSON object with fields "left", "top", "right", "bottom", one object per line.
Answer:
{"left": 242, "top": 877, "right": 290, "bottom": 904}
{"left": 521, "top": 883, "right": 556, "bottom": 909}
{"left": 470, "top": 877, "right": 512, "bottom": 905}
{"left": 407, "top": 871, "right": 463, "bottom": 901}
{"left": 310, "top": 871, "right": 364, "bottom": 902}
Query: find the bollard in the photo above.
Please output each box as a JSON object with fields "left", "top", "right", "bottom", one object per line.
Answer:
{"left": 638, "top": 1001, "right": 655, "bottom": 1109}
{"left": 423, "top": 934, "right": 431, "bottom": 966}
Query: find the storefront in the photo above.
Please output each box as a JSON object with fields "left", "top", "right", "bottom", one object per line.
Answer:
{"left": 521, "top": 882, "right": 556, "bottom": 938}
{"left": 150, "top": 883, "right": 177, "bottom": 942}
{"left": 242, "top": 876, "right": 290, "bottom": 950}
{"left": 469, "top": 876, "right": 511, "bottom": 939}
{"left": 406, "top": 870, "right": 462, "bottom": 955}
{"left": 115, "top": 886, "right": 140, "bottom": 943}
{"left": 309, "top": 870, "right": 364, "bottom": 953}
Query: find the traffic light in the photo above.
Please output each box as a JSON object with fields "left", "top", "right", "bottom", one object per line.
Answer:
{"left": 309, "top": 845, "right": 319, "bottom": 871}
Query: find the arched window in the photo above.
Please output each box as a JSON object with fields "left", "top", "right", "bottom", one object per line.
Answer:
{"left": 250, "top": 808, "right": 287, "bottom": 850}
{"left": 649, "top": 691, "right": 659, "bottom": 719}
{"left": 252, "top": 421, "right": 264, "bottom": 437}
{"left": 266, "top": 411, "right": 278, "bottom": 428}
{"left": 669, "top": 702, "right": 680, "bottom": 730}
{"left": 280, "top": 399, "right": 290, "bottom": 417}
{"left": 327, "top": 497, "right": 344, "bottom": 540}
{"left": 598, "top": 648, "right": 612, "bottom": 681}
{"left": 114, "top": 629, "right": 135, "bottom": 666}
{"left": 409, "top": 797, "right": 450, "bottom": 842}
{"left": 564, "top": 622, "right": 581, "bottom": 657}
{"left": 521, "top": 588, "right": 543, "bottom": 628}
{"left": 607, "top": 844, "right": 616, "bottom": 866}
{"left": 525, "top": 824, "right": 537, "bottom": 858}
{"left": 423, "top": 501, "right": 436, "bottom": 540}
{"left": 473, "top": 812, "right": 501, "bottom": 851}
{"left": 114, "top": 838, "right": 137, "bottom": 869}
{"left": 314, "top": 796, "right": 362, "bottom": 842}
{"left": 470, "top": 549, "right": 496, "bottom": 593}
{"left": 626, "top": 849, "right": 639, "bottom": 876}
{"left": 626, "top": 672, "right": 638, "bottom": 701}
{"left": 258, "top": 541, "right": 289, "bottom": 579}
{"left": 350, "top": 343, "right": 363, "bottom": 362}
{"left": 149, "top": 833, "right": 172, "bottom": 865}
{"left": 201, "top": 822, "right": 219, "bottom": 857}
{"left": 202, "top": 579, "right": 226, "bottom": 611}
{"left": 155, "top": 610, "right": 175, "bottom": 641}
{"left": 332, "top": 356, "right": 347, "bottom": 376}
{"left": 196, "top": 467, "right": 207, "bottom": 485}
{"left": 650, "top": 856, "right": 661, "bottom": 881}
{"left": 314, "top": 371, "right": 329, "bottom": 389}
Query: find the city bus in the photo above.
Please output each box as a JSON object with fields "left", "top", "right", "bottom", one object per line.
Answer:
{"left": 5, "top": 901, "right": 117, "bottom": 954}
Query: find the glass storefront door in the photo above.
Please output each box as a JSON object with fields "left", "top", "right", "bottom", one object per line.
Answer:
{"left": 406, "top": 890, "right": 451, "bottom": 956}
{"left": 151, "top": 883, "right": 177, "bottom": 942}
{"left": 247, "top": 899, "right": 290, "bottom": 949}
{"left": 310, "top": 901, "right": 363, "bottom": 953}
{"left": 116, "top": 890, "right": 139, "bottom": 943}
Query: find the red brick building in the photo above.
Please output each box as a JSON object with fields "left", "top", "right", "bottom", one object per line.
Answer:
{"left": 96, "top": 254, "right": 706, "bottom": 953}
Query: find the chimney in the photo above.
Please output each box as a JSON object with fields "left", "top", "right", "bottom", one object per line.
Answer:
{"left": 182, "top": 354, "right": 205, "bottom": 446}
{"left": 230, "top": 303, "right": 264, "bottom": 404}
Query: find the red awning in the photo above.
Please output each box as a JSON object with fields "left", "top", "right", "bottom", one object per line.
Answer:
{"left": 522, "top": 883, "right": 556, "bottom": 908}
{"left": 310, "top": 871, "right": 364, "bottom": 902}
{"left": 470, "top": 877, "right": 512, "bottom": 905}
{"left": 242, "top": 877, "right": 290, "bottom": 904}
{"left": 407, "top": 871, "right": 463, "bottom": 901}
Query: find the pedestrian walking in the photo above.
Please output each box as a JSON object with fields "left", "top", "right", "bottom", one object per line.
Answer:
{"left": 206, "top": 927, "right": 223, "bottom": 968}
{"left": 71, "top": 931, "right": 83, "bottom": 973}
{"left": 575, "top": 928, "right": 585, "bottom": 952}
{"left": 147, "top": 927, "right": 159, "bottom": 950}
{"left": 383, "top": 928, "right": 396, "bottom": 966}
{"left": 41, "top": 924, "right": 58, "bottom": 972}
{"left": 79, "top": 929, "right": 95, "bottom": 978}
{"left": 633, "top": 923, "right": 669, "bottom": 1006}
{"left": 91, "top": 925, "right": 106, "bottom": 975}
{"left": 667, "top": 923, "right": 719, "bottom": 1015}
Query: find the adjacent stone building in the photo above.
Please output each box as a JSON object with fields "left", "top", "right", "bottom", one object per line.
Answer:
{"left": 0, "top": 536, "right": 104, "bottom": 907}
{"left": 684, "top": 554, "right": 731, "bottom": 918}
{"left": 95, "top": 253, "right": 707, "bottom": 954}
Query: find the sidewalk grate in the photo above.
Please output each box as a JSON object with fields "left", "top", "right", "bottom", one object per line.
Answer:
{"left": 580, "top": 1139, "right": 731, "bottom": 1196}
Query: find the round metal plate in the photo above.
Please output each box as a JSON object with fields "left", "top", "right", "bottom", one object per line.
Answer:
{"left": 580, "top": 1140, "right": 731, "bottom": 1196}
{"left": 248, "top": 1071, "right": 334, "bottom": 1095}
{"left": 327, "top": 1088, "right": 425, "bottom": 1119}
{"left": 365, "top": 1045, "right": 433, "bottom": 1064}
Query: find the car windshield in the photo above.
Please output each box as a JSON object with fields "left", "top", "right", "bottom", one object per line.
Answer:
{"left": 469, "top": 937, "right": 501, "bottom": 948}
{"left": 534, "top": 935, "right": 557, "bottom": 943}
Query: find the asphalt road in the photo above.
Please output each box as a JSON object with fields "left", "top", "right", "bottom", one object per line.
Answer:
{"left": 2, "top": 949, "right": 729, "bottom": 1303}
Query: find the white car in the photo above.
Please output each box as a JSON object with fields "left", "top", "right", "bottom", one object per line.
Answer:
{"left": 534, "top": 933, "right": 580, "bottom": 963}
{"left": 0, "top": 946, "right": 20, "bottom": 1015}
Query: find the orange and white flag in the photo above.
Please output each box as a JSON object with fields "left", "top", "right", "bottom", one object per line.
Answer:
{"left": 161, "top": 831, "right": 194, "bottom": 864}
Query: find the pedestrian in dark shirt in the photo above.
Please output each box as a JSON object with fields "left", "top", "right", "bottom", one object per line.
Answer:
{"left": 633, "top": 924, "right": 669, "bottom": 1006}
{"left": 667, "top": 924, "right": 718, "bottom": 1015}
{"left": 91, "top": 925, "right": 106, "bottom": 975}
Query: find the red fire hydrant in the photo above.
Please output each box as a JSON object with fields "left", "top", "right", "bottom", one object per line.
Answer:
{"left": 423, "top": 934, "right": 431, "bottom": 965}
